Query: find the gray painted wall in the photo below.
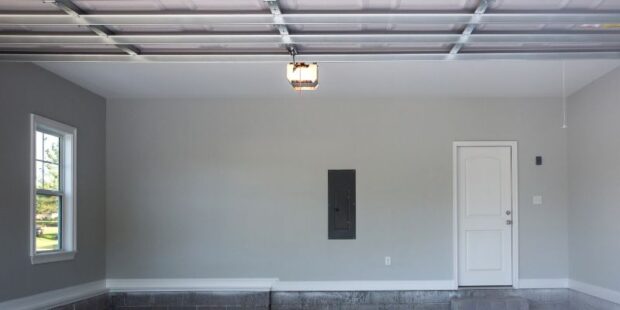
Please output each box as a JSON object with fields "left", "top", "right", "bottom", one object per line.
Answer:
{"left": 106, "top": 98, "right": 568, "bottom": 280}
{"left": 568, "top": 67, "right": 620, "bottom": 292}
{"left": 0, "top": 63, "right": 106, "bottom": 301}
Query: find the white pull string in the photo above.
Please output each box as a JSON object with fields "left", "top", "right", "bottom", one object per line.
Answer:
{"left": 562, "top": 60, "right": 567, "bottom": 129}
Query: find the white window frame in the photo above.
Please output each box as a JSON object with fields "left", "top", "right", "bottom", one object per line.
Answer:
{"left": 30, "top": 114, "right": 77, "bottom": 264}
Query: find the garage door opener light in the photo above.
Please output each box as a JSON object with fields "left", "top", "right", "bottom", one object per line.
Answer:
{"left": 286, "top": 52, "right": 318, "bottom": 91}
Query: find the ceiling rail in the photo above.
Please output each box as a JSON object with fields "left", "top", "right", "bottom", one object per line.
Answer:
{"left": 264, "top": 0, "right": 297, "bottom": 56}
{"left": 449, "top": 0, "right": 492, "bottom": 57}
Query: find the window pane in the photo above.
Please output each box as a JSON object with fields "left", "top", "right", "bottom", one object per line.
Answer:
{"left": 36, "top": 131, "right": 43, "bottom": 161}
{"left": 36, "top": 161, "right": 44, "bottom": 189}
{"left": 35, "top": 194, "right": 61, "bottom": 252}
{"left": 43, "top": 163, "right": 60, "bottom": 191}
{"left": 43, "top": 133, "right": 60, "bottom": 164}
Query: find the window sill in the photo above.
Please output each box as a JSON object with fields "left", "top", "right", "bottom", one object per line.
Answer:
{"left": 31, "top": 251, "right": 76, "bottom": 265}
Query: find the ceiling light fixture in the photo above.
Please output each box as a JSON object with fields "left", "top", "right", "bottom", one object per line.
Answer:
{"left": 287, "top": 62, "right": 319, "bottom": 91}
{"left": 286, "top": 49, "right": 318, "bottom": 91}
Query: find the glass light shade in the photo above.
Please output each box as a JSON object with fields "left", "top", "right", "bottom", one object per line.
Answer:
{"left": 287, "top": 62, "right": 318, "bottom": 90}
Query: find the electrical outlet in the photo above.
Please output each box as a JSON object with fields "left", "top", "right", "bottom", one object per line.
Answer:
{"left": 385, "top": 256, "right": 391, "bottom": 266}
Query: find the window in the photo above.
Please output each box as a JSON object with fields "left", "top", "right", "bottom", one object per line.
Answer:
{"left": 30, "top": 114, "right": 77, "bottom": 264}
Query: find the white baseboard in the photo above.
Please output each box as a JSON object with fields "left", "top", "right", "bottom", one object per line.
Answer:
{"left": 107, "top": 278, "right": 455, "bottom": 292}
{"left": 106, "top": 278, "right": 279, "bottom": 292}
{"left": 518, "top": 278, "right": 569, "bottom": 289}
{"left": 272, "top": 280, "right": 455, "bottom": 291}
{"left": 0, "top": 280, "right": 107, "bottom": 310}
{"left": 4, "top": 277, "right": 619, "bottom": 309}
{"left": 569, "top": 279, "right": 620, "bottom": 305}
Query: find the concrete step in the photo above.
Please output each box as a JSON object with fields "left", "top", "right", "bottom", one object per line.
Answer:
{"left": 451, "top": 296, "right": 529, "bottom": 310}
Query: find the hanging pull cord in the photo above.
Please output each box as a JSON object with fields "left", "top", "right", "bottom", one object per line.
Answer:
{"left": 562, "top": 60, "right": 567, "bottom": 129}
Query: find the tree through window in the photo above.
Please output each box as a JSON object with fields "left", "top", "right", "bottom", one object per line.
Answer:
{"left": 35, "top": 131, "right": 63, "bottom": 252}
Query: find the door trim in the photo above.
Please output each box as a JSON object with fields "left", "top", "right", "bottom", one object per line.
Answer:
{"left": 452, "top": 141, "right": 519, "bottom": 289}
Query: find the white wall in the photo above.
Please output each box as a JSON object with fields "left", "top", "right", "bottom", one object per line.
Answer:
{"left": 568, "top": 67, "right": 620, "bottom": 292}
{"left": 106, "top": 97, "right": 568, "bottom": 281}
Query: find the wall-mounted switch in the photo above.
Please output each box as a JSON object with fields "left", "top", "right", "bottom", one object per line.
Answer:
{"left": 533, "top": 195, "right": 543, "bottom": 205}
{"left": 536, "top": 156, "right": 543, "bottom": 166}
{"left": 385, "top": 256, "right": 391, "bottom": 266}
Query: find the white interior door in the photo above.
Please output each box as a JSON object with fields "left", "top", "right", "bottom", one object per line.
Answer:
{"left": 457, "top": 145, "right": 513, "bottom": 286}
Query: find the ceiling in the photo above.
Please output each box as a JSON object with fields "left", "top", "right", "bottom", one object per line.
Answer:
{"left": 4, "top": 0, "right": 620, "bottom": 100}
{"left": 38, "top": 60, "right": 620, "bottom": 99}
{"left": 1, "top": 0, "right": 620, "bottom": 61}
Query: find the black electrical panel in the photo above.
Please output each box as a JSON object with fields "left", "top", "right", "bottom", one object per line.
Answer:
{"left": 328, "top": 170, "right": 356, "bottom": 240}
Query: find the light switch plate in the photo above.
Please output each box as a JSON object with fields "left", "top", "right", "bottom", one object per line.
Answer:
{"left": 533, "top": 195, "right": 543, "bottom": 205}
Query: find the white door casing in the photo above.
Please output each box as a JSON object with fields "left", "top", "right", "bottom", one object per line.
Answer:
{"left": 453, "top": 142, "right": 518, "bottom": 287}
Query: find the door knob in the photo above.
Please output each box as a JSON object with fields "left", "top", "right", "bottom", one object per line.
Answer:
{"left": 506, "top": 210, "right": 512, "bottom": 215}
{"left": 506, "top": 220, "right": 513, "bottom": 225}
